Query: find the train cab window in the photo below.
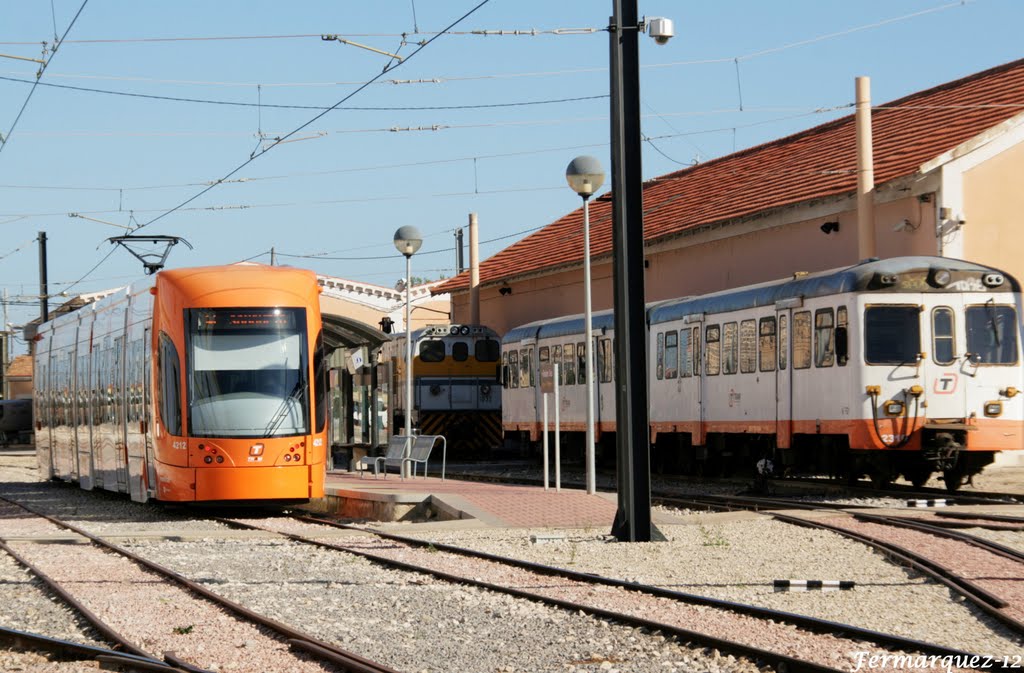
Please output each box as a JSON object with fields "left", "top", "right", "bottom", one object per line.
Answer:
{"left": 758, "top": 317, "right": 776, "bottom": 372}
{"left": 452, "top": 341, "right": 469, "bottom": 362}
{"left": 865, "top": 305, "right": 920, "bottom": 365}
{"left": 739, "top": 320, "right": 756, "bottom": 374}
{"left": 966, "top": 304, "right": 1018, "bottom": 364}
{"left": 157, "top": 332, "right": 182, "bottom": 436}
{"left": 419, "top": 339, "right": 445, "bottom": 363}
{"left": 836, "top": 307, "right": 849, "bottom": 366}
{"left": 656, "top": 332, "right": 665, "bottom": 380}
{"left": 476, "top": 339, "right": 500, "bottom": 362}
{"left": 705, "top": 325, "right": 721, "bottom": 376}
{"left": 779, "top": 315, "right": 788, "bottom": 370}
{"left": 665, "top": 331, "right": 679, "bottom": 379}
{"left": 508, "top": 350, "right": 519, "bottom": 389}
{"left": 519, "top": 347, "right": 532, "bottom": 388}
{"left": 599, "top": 338, "right": 614, "bottom": 383}
{"left": 577, "top": 342, "right": 587, "bottom": 385}
{"left": 932, "top": 308, "right": 956, "bottom": 365}
{"left": 553, "top": 345, "right": 563, "bottom": 384}
{"left": 792, "top": 311, "right": 811, "bottom": 369}
{"left": 814, "top": 309, "right": 835, "bottom": 368}
{"left": 722, "top": 323, "right": 738, "bottom": 375}
{"left": 564, "top": 343, "right": 576, "bottom": 385}
{"left": 680, "top": 329, "right": 692, "bottom": 378}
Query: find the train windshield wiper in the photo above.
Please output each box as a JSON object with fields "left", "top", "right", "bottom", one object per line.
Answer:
{"left": 263, "top": 374, "right": 306, "bottom": 437}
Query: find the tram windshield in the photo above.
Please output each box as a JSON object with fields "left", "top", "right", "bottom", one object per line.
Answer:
{"left": 966, "top": 304, "right": 1018, "bottom": 364}
{"left": 187, "top": 307, "right": 309, "bottom": 438}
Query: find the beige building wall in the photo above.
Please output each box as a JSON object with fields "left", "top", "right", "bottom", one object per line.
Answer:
{"left": 962, "top": 141, "right": 1024, "bottom": 282}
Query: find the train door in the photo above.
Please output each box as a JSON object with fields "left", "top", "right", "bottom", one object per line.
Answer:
{"left": 921, "top": 299, "right": 967, "bottom": 419}
{"left": 775, "top": 307, "right": 793, "bottom": 450}
{"left": 691, "top": 318, "right": 705, "bottom": 446}
{"left": 34, "top": 334, "right": 53, "bottom": 480}
{"left": 125, "top": 331, "right": 148, "bottom": 502}
{"left": 114, "top": 334, "right": 128, "bottom": 492}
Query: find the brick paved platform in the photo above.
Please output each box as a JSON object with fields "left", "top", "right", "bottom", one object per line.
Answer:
{"left": 314, "top": 470, "right": 621, "bottom": 528}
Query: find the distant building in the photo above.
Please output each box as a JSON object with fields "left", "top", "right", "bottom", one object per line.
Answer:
{"left": 434, "top": 58, "right": 1024, "bottom": 334}
{"left": 4, "top": 355, "right": 32, "bottom": 400}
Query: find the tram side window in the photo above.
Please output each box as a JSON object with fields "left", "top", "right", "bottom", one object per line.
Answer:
{"left": 792, "top": 311, "right": 811, "bottom": 370}
{"left": 452, "top": 341, "right": 469, "bottom": 362}
{"left": 656, "top": 332, "right": 665, "bottom": 380}
{"left": 476, "top": 339, "right": 500, "bottom": 362}
{"left": 814, "top": 308, "right": 835, "bottom": 368}
{"left": 739, "top": 320, "right": 756, "bottom": 374}
{"left": 564, "top": 343, "right": 576, "bottom": 385}
{"left": 553, "top": 345, "right": 563, "bottom": 384}
{"left": 759, "top": 317, "right": 776, "bottom": 372}
{"left": 705, "top": 325, "right": 721, "bottom": 376}
{"left": 680, "top": 328, "right": 692, "bottom": 377}
{"left": 519, "top": 347, "right": 532, "bottom": 388}
{"left": 665, "top": 331, "right": 678, "bottom": 379}
{"left": 779, "top": 315, "right": 788, "bottom": 370}
{"left": 836, "top": 306, "right": 849, "bottom": 366}
{"left": 599, "top": 338, "right": 614, "bottom": 383}
{"left": 419, "top": 339, "right": 445, "bottom": 363}
{"left": 508, "top": 350, "right": 519, "bottom": 389}
{"left": 314, "top": 331, "right": 328, "bottom": 433}
{"left": 966, "top": 304, "right": 1018, "bottom": 364}
{"left": 722, "top": 322, "right": 738, "bottom": 375}
{"left": 932, "top": 307, "right": 956, "bottom": 365}
{"left": 577, "top": 341, "right": 586, "bottom": 385}
{"left": 865, "top": 305, "right": 920, "bottom": 364}
{"left": 157, "top": 333, "right": 182, "bottom": 436}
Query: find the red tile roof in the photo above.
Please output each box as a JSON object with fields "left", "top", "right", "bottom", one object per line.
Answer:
{"left": 5, "top": 355, "right": 32, "bottom": 379}
{"left": 435, "top": 58, "right": 1024, "bottom": 294}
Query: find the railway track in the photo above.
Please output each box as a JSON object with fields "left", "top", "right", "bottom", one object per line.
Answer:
{"left": 213, "top": 512, "right": 1009, "bottom": 673}
{"left": 0, "top": 495, "right": 400, "bottom": 673}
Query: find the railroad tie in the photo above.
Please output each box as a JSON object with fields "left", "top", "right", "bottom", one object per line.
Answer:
{"left": 773, "top": 579, "right": 855, "bottom": 592}
{"left": 906, "top": 499, "right": 951, "bottom": 507}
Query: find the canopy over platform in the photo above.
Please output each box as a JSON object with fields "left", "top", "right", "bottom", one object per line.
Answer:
{"left": 321, "top": 311, "right": 391, "bottom": 351}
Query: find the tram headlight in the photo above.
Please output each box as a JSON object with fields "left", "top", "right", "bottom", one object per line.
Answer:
{"left": 883, "top": 400, "right": 904, "bottom": 417}
{"left": 984, "top": 401, "right": 1003, "bottom": 417}
{"left": 203, "top": 455, "right": 213, "bottom": 464}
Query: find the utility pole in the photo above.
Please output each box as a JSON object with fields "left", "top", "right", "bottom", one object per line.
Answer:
{"left": 270, "top": 247, "right": 276, "bottom": 266}
{"left": 1, "top": 289, "right": 6, "bottom": 400}
{"left": 38, "top": 231, "right": 48, "bottom": 324}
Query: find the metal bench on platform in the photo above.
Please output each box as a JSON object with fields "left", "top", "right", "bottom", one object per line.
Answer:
{"left": 405, "top": 434, "right": 446, "bottom": 480}
{"left": 358, "top": 435, "right": 411, "bottom": 479}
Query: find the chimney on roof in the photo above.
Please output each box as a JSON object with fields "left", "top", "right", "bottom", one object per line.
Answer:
{"left": 856, "top": 76, "right": 876, "bottom": 259}
{"left": 469, "top": 212, "right": 480, "bottom": 325}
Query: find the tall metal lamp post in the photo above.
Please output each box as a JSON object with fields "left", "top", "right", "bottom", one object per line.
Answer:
{"left": 565, "top": 156, "right": 605, "bottom": 496}
{"left": 393, "top": 225, "right": 423, "bottom": 477}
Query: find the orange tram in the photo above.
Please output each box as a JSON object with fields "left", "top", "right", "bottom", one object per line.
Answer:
{"left": 34, "top": 264, "right": 328, "bottom": 503}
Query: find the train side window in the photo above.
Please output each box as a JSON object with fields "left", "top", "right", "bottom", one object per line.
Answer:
{"left": 552, "top": 345, "right": 562, "bottom": 384}
{"left": 656, "top": 332, "right": 665, "bottom": 380}
{"left": 865, "top": 305, "right": 921, "bottom": 364}
{"left": 519, "top": 348, "right": 531, "bottom": 388}
{"left": 836, "top": 306, "right": 849, "bottom": 366}
{"left": 722, "top": 322, "right": 738, "bottom": 375}
{"left": 419, "top": 339, "right": 445, "bottom": 363}
{"left": 739, "top": 320, "right": 756, "bottom": 374}
{"left": 665, "top": 331, "right": 679, "bottom": 379}
{"left": 599, "top": 338, "right": 614, "bottom": 383}
{"left": 563, "top": 343, "right": 576, "bottom": 385}
{"left": 759, "top": 317, "right": 776, "bottom": 372}
{"left": 528, "top": 346, "right": 535, "bottom": 387}
{"left": 539, "top": 346, "right": 550, "bottom": 362}
{"left": 814, "top": 308, "right": 835, "bottom": 368}
{"left": 691, "top": 327, "right": 701, "bottom": 375}
{"left": 314, "top": 331, "right": 328, "bottom": 433}
{"left": 452, "top": 341, "right": 469, "bottom": 362}
{"left": 792, "top": 311, "right": 811, "bottom": 369}
{"left": 680, "top": 329, "right": 692, "bottom": 378}
{"left": 779, "top": 315, "right": 788, "bottom": 370}
{"left": 157, "top": 332, "right": 182, "bottom": 436}
{"left": 932, "top": 307, "right": 956, "bottom": 365}
{"left": 577, "top": 341, "right": 586, "bottom": 385}
{"left": 476, "top": 339, "right": 500, "bottom": 362}
{"left": 508, "top": 350, "right": 519, "bottom": 389}
{"left": 705, "top": 324, "right": 721, "bottom": 376}
{"left": 501, "top": 351, "right": 508, "bottom": 388}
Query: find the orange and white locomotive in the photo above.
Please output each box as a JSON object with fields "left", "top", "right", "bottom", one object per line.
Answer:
{"left": 34, "top": 264, "right": 328, "bottom": 503}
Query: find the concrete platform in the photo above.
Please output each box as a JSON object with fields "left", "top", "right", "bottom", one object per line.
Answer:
{"left": 310, "top": 470, "right": 670, "bottom": 529}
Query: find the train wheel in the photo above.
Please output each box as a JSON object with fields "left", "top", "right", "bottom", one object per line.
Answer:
{"left": 942, "top": 466, "right": 965, "bottom": 493}
{"left": 903, "top": 467, "right": 932, "bottom": 489}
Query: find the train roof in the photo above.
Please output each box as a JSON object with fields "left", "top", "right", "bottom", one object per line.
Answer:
{"left": 502, "top": 309, "right": 618, "bottom": 344}
{"left": 649, "top": 256, "right": 1020, "bottom": 325}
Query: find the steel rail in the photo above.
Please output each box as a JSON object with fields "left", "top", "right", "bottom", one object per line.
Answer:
{"left": 851, "top": 512, "right": 1024, "bottom": 565}
{"left": 0, "top": 496, "right": 401, "bottom": 673}
{"left": 0, "top": 625, "right": 182, "bottom": 671}
{"left": 287, "top": 514, "right": 1000, "bottom": 662}
{"left": 216, "top": 517, "right": 846, "bottom": 673}
{"left": 773, "top": 513, "right": 1024, "bottom": 638}
{"left": 935, "top": 510, "right": 1024, "bottom": 525}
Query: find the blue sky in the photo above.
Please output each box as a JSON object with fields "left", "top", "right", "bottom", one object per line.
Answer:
{"left": 1, "top": 0, "right": 1021, "bottom": 354}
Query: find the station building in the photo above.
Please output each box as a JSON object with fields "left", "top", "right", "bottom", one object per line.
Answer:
{"left": 433, "top": 58, "right": 1024, "bottom": 335}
